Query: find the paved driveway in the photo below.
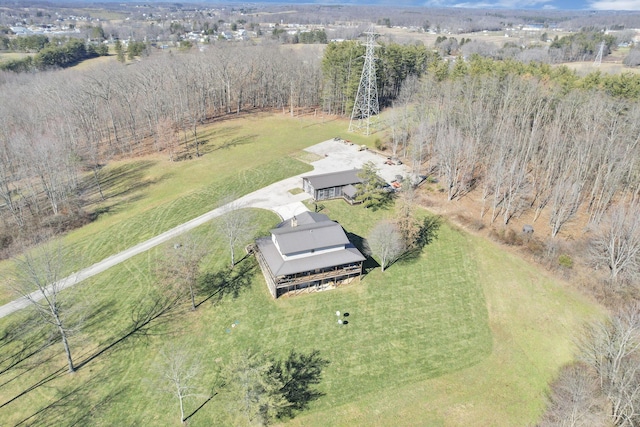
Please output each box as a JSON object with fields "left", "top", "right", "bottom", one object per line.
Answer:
{"left": 0, "top": 139, "right": 409, "bottom": 318}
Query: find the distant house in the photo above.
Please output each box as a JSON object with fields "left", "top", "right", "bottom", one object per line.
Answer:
{"left": 10, "top": 26, "right": 31, "bottom": 35}
{"left": 254, "top": 211, "right": 365, "bottom": 298}
{"left": 302, "top": 169, "right": 362, "bottom": 203}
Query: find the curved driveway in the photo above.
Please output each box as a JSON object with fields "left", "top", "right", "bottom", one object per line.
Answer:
{"left": 0, "top": 140, "right": 408, "bottom": 319}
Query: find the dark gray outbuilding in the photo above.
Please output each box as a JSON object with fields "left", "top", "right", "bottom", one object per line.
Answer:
{"left": 302, "top": 169, "right": 362, "bottom": 201}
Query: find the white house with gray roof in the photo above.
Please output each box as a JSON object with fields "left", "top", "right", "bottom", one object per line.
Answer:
{"left": 255, "top": 211, "right": 365, "bottom": 298}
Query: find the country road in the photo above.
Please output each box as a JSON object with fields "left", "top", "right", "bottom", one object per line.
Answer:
{"left": 0, "top": 139, "right": 408, "bottom": 319}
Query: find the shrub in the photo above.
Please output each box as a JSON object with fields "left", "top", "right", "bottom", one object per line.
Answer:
{"left": 558, "top": 254, "right": 573, "bottom": 269}
{"left": 524, "top": 237, "right": 545, "bottom": 259}
{"left": 489, "top": 227, "right": 523, "bottom": 246}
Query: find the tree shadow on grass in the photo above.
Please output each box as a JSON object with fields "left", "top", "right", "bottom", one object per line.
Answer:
{"left": 0, "top": 297, "right": 112, "bottom": 400}
{"left": 207, "top": 134, "right": 257, "bottom": 154}
{"left": 0, "top": 312, "right": 55, "bottom": 378}
{"left": 272, "top": 349, "right": 330, "bottom": 420}
{"left": 79, "top": 160, "right": 157, "bottom": 201}
{"left": 75, "top": 292, "right": 185, "bottom": 371}
{"left": 0, "top": 362, "right": 67, "bottom": 411}
{"left": 80, "top": 160, "right": 170, "bottom": 223}
{"left": 13, "top": 370, "right": 127, "bottom": 426}
{"left": 183, "top": 392, "right": 218, "bottom": 423}
{"left": 197, "top": 260, "right": 256, "bottom": 307}
{"left": 0, "top": 294, "right": 175, "bottom": 412}
{"left": 199, "top": 124, "right": 242, "bottom": 141}
{"left": 397, "top": 215, "right": 442, "bottom": 264}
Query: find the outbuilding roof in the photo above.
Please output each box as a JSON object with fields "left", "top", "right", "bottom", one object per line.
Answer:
{"left": 342, "top": 184, "right": 358, "bottom": 198}
{"left": 302, "top": 169, "right": 362, "bottom": 190}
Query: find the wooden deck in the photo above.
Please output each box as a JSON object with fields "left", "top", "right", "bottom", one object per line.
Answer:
{"left": 253, "top": 245, "right": 362, "bottom": 298}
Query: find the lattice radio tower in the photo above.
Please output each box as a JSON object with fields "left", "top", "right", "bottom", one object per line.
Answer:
{"left": 594, "top": 41, "right": 605, "bottom": 67}
{"left": 349, "top": 26, "right": 379, "bottom": 135}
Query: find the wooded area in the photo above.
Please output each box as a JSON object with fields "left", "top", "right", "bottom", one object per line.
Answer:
{"left": 2, "top": 36, "right": 640, "bottom": 287}
{"left": 3, "top": 11, "right": 640, "bottom": 421}
{"left": 0, "top": 43, "right": 322, "bottom": 253}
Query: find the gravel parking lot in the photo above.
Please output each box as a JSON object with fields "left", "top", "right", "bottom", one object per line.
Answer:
{"left": 304, "top": 139, "right": 409, "bottom": 183}
{"left": 241, "top": 139, "right": 411, "bottom": 219}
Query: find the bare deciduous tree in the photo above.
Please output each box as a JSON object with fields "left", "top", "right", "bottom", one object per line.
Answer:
{"left": 433, "top": 122, "right": 476, "bottom": 201}
{"left": 538, "top": 363, "right": 607, "bottom": 427}
{"left": 364, "top": 220, "right": 405, "bottom": 272}
{"left": 589, "top": 202, "right": 640, "bottom": 285}
{"left": 8, "top": 241, "right": 77, "bottom": 373}
{"left": 217, "top": 200, "right": 256, "bottom": 270}
{"left": 156, "top": 344, "right": 205, "bottom": 424}
{"left": 155, "top": 116, "right": 179, "bottom": 162}
{"left": 577, "top": 304, "right": 640, "bottom": 427}
{"left": 158, "top": 234, "right": 208, "bottom": 311}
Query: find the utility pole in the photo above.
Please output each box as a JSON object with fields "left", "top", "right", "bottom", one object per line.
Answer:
{"left": 594, "top": 40, "right": 605, "bottom": 67}
{"left": 349, "top": 25, "right": 379, "bottom": 136}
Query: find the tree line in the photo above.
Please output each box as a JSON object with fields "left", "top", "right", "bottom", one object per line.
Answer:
{"left": 0, "top": 44, "right": 321, "bottom": 237}
{"left": 0, "top": 39, "right": 433, "bottom": 255}
{"left": 541, "top": 304, "right": 640, "bottom": 427}
{"left": 0, "top": 37, "right": 108, "bottom": 72}
{"left": 321, "top": 40, "right": 437, "bottom": 115}
{"left": 2, "top": 36, "right": 640, "bottom": 286}
{"left": 385, "top": 69, "right": 640, "bottom": 287}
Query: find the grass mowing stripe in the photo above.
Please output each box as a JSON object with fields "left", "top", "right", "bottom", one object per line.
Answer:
{"left": 0, "top": 113, "right": 602, "bottom": 426}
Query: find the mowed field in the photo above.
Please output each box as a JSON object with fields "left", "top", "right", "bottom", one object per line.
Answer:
{"left": 0, "top": 113, "right": 365, "bottom": 305}
{"left": 0, "top": 114, "right": 601, "bottom": 426}
{"left": 0, "top": 52, "right": 33, "bottom": 63}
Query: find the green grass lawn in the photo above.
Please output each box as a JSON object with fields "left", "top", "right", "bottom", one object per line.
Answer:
{"left": 0, "top": 200, "right": 599, "bottom": 426}
{"left": 0, "top": 114, "right": 602, "bottom": 426}
{"left": 0, "top": 52, "right": 33, "bottom": 63}
{"left": 0, "top": 114, "right": 371, "bottom": 304}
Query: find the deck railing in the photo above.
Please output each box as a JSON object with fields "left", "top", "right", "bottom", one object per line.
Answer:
{"left": 276, "top": 264, "right": 361, "bottom": 288}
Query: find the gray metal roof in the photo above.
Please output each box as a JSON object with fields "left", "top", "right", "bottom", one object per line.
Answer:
{"left": 272, "top": 212, "right": 349, "bottom": 255}
{"left": 302, "top": 169, "right": 362, "bottom": 190}
{"left": 342, "top": 184, "right": 358, "bottom": 198}
{"left": 275, "top": 211, "right": 329, "bottom": 228}
{"left": 256, "top": 237, "right": 365, "bottom": 277}
{"left": 256, "top": 211, "right": 365, "bottom": 277}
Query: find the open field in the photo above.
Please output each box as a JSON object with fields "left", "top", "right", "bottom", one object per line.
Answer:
{"left": 377, "top": 26, "right": 572, "bottom": 48}
{"left": 0, "top": 114, "right": 601, "bottom": 426}
{"left": 0, "top": 52, "right": 33, "bottom": 63}
{"left": 71, "top": 54, "right": 118, "bottom": 70}
{"left": 0, "top": 114, "right": 371, "bottom": 305}
{"left": 563, "top": 60, "right": 640, "bottom": 76}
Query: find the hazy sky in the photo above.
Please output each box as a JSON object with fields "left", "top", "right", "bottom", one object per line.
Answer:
{"left": 436, "top": 0, "right": 640, "bottom": 10}
{"left": 392, "top": 0, "right": 640, "bottom": 9}
{"left": 45, "top": 0, "right": 640, "bottom": 11}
